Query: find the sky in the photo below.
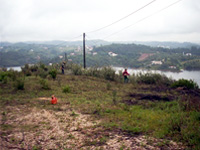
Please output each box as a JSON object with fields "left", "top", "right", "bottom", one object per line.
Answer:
{"left": 0, "top": 0, "right": 200, "bottom": 43}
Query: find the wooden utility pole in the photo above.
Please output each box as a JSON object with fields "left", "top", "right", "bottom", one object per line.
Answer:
{"left": 83, "top": 33, "right": 86, "bottom": 68}
{"left": 65, "top": 52, "right": 67, "bottom": 62}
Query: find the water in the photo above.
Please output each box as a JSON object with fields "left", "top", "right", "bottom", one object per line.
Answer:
{"left": 7, "top": 66, "right": 22, "bottom": 72}
{"left": 113, "top": 67, "right": 200, "bottom": 86}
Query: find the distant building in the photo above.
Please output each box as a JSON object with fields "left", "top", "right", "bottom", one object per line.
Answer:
{"left": 151, "top": 61, "right": 162, "bottom": 65}
{"left": 93, "top": 52, "right": 97, "bottom": 56}
{"left": 59, "top": 55, "right": 63, "bottom": 59}
{"left": 185, "top": 53, "right": 192, "bottom": 56}
{"left": 108, "top": 52, "right": 118, "bottom": 57}
{"left": 169, "top": 66, "right": 176, "bottom": 69}
{"left": 157, "top": 45, "right": 170, "bottom": 49}
{"left": 70, "top": 53, "right": 75, "bottom": 56}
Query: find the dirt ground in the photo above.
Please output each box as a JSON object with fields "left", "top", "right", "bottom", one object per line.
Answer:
{"left": 0, "top": 98, "right": 185, "bottom": 150}
{"left": 138, "top": 53, "right": 154, "bottom": 61}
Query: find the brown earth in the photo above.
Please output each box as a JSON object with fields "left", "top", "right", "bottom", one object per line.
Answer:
{"left": 138, "top": 53, "right": 154, "bottom": 61}
{"left": 0, "top": 99, "right": 185, "bottom": 150}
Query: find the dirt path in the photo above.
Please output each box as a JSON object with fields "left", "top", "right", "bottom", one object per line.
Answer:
{"left": 1, "top": 102, "right": 184, "bottom": 150}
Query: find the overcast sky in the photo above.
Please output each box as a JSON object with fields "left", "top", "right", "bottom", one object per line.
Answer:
{"left": 0, "top": 0, "right": 200, "bottom": 43}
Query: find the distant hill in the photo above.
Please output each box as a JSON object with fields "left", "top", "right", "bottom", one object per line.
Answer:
{"left": 1, "top": 40, "right": 199, "bottom": 48}
{"left": 131, "top": 41, "right": 200, "bottom": 49}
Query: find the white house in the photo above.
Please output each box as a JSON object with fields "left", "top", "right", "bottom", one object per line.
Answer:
{"left": 108, "top": 52, "right": 118, "bottom": 57}
{"left": 151, "top": 61, "right": 162, "bottom": 65}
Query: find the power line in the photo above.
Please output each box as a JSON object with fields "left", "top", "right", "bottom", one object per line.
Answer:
{"left": 86, "top": 0, "right": 157, "bottom": 34}
{"left": 102, "top": 0, "right": 183, "bottom": 40}
{"left": 48, "top": 34, "right": 82, "bottom": 49}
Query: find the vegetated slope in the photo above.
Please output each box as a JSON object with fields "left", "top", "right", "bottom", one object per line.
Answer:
{"left": 70, "top": 43, "right": 200, "bottom": 70}
{"left": 1, "top": 42, "right": 200, "bottom": 70}
{"left": 0, "top": 71, "right": 199, "bottom": 149}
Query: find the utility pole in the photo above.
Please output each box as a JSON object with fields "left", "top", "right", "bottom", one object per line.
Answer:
{"left": 83, "top": 33, "right": 86, "bottom": 69}
{"left": 65, "top": 52, "right": 67, "bottom": 62}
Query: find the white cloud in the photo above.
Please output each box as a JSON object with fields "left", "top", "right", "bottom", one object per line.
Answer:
{"left": 0, "top": 0, "right": 200, "bottom": 43}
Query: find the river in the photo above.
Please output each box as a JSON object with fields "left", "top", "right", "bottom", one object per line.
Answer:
{"left": 6, "top": 66, "right": 200, "bottom": 86}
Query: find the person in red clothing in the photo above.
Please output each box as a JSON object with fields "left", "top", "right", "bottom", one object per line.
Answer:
{"left": 122, "top": 68, "right": 130, "bottom": 83}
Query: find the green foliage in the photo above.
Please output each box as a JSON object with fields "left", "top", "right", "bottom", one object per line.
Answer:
{"left": 39, "top": 79, "right": 50, "bottom": 90}
{"left": 0, "top": 70, "right": 20, "bottom": 83}
{"left": 21, "top": 64, "right": 32, "bottom": 76}
{"left": 0, "top": 71, "right": 9, "bottom": 83}
{"left": 136, "top": 72, "right": 173, "bottom": 86}
{"left": 38, "top": 68, "right": 48, "bottom": 79}
{"left": 62, "top": 85, "right": 71, "bottom": 93}
{"left": 171, "top": 79, "right": 199, "bottom": 89}
{"left": 14, "top": 78, "right": 25, "bottom": 90}
{"left": 71, "top": 64, "right": 83, "bottom": 75}
{"left": 49, "top": 68, "right": 57, "bottom": 80}
{"left": 100, "top": 67, "right": 116, "bottom": 81}
{"left": 106, "top": 82, "right": 111, "bottom": 90}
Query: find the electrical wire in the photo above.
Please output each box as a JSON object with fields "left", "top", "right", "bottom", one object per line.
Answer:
{"left": 86, "top": 0, "right": 157, "bottom": 34}
{"left": 102, "top": 0, "right": 183, "bottom": 40}
{"left": 48, "top": 34, "right": 82, "bottom": 49}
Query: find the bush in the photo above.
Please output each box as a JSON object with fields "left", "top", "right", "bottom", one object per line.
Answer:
{"left": 0, "top": 71, "right": 9, "bottom": 83}
{"left": 71, "top": 64, "right": 83, "bottom": 75}
{"left": 0, "top": 71, "right": 22, "bottom": 84}
{"left": 84, "top": 67, "right": 101, "bottom": 77}
{"left": 62, "top": 85, "right": 71, "bottom": 93}
{"left": 38, "top": 69, "right": 49, "bottom": 79}
{"left": 39, "top": 79, "right": 50, "bottom": 90}
{"left": 136, "top": 72, "right": 172, "bottom": 86}
{"left": 21, "top": 64, "right": 32, "bottom": 76}
{"left": 100, "top": 67, "right": 116, "bottom": 81}
{"left": 171, "top": 79, "right": 199, "bottom": 90}
{"left": 14, "top": 78, "right": 25, "bottom": 90}
{"left": 49, "top": 69, "right": 57, "bottom": 80}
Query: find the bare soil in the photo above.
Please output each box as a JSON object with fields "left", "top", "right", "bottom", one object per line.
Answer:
{"left": 138, "top": 53, "right": 154, "bottom": 61}
{"left": 0, "top": 99, "right": 185, "bottom": 150}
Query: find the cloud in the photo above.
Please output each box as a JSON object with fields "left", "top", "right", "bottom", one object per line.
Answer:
{"left": 0, "top": 0, "right": 200, "bottom": 42}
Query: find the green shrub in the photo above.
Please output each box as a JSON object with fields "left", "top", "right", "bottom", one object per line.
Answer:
{"left": 71, "top": 64, "right": 83, "bottom": 75}
{"left": 136, "top": 72, "right": 172, "bottom": 86}
{"left": 38, "top": 69, "right": 48, "bottom": 79}
{"left": 49, "top": 69, "right": 57, "bottom": 80}
{"left": 100, "top": 67, "right": 116, "bottom": 81}
{"left": 84, "top": 67, "right": 101, "bottom": 77}
{"left": 21, "top": 64, "right": 32, "bottom": 76}
{"left": 62, "top": 85, "right": 71, "bottom": 93}
{"left": 106, "top": 82, "right": 111, "bottom": 90}
{"left": 39, "top": 79, "right": 50, "bottom": 90}
{"left": 171, "top": 79, "right": 199, "bottom": 90}
{"left": 0, "top": 71, "right": 8, "bottom": 83}
{"left": 14, "top": 78, "right": 25, "bottom": 90}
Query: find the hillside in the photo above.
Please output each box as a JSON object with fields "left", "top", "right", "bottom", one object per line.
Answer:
{"left": 1, "top": 41, "right": 200, "bottom": 71}
{"left": 0, "top": 64, "right": 200, "bottom": 149}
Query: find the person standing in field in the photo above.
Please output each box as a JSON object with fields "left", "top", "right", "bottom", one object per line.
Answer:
{"left": 61, "top": 62, "right": 65, "bottom": 74}
{"left": 123, "top": 68, "right": 130, "bottom": 83}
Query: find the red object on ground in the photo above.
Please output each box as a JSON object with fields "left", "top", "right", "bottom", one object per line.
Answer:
{"left": 51, "top": 95, "right": 57, "bottom": 104}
